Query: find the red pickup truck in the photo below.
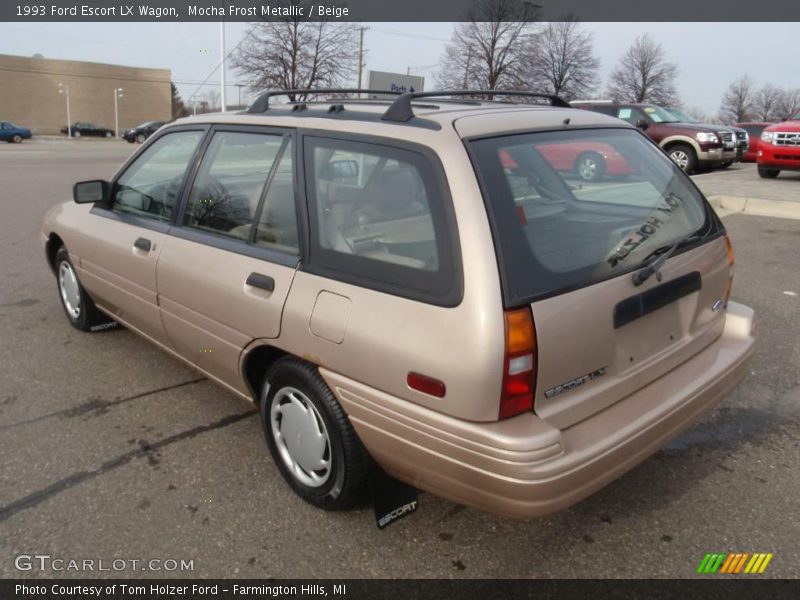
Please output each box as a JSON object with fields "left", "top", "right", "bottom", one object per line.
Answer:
{"left": 757, "top": 114, "right": 800, "bottom": 178}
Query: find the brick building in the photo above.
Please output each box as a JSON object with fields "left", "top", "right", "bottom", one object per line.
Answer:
{"left": 0, "top": 54, "right": 171, "bottom": 135}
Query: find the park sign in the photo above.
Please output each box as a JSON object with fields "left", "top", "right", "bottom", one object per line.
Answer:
{"left": 366, "top": 71, "right": 425, "bottom": 99}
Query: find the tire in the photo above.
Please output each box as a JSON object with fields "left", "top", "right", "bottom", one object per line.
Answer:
{"left": 720, "top": 161, "right": 733, "bottom": 169}
{"left": 72, "top": 131, "right": 81, "bottom": 138}
{"left": 574, "top": 152, "right": 606, "bottom": 182}
{"left": 11, "top": 134, "right": 22, "bottom": 144}
{"left": 260, "top": 358, "right": 368, "bottom": 510}
{"left": 758, "top": 167, "right": 780, "bottom": 179}
{"left": 135, "top": 134, "right": 146, "bottom": 144}
{"left": 666, "top": 144, "right": 697, "bottom": 173}
{"left": 54, "top": 246, "right": 115, "bottom": 332}
{"left": 105, "top": 131, "right": 113, "bottom": 138}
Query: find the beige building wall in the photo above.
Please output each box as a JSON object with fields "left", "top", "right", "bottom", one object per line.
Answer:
{"left": 0, "top": 54, "right": 171, "bottom": 135}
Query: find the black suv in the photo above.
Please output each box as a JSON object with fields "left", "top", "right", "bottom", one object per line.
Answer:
{"left": 122, "top": 121, "right": 166, "bottom": 144}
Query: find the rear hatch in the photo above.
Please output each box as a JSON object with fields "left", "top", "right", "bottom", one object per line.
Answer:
{"left": 467, "top": 126, "right": 731, "bottom": 429}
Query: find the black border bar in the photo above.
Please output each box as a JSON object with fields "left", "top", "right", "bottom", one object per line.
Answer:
{"left": 4, "top": 0, "right": 800, "bottom": 22}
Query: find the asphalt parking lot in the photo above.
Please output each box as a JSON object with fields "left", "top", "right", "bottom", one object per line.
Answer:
{"left": 1, "top": 139, "right": 799, "bottom": 579}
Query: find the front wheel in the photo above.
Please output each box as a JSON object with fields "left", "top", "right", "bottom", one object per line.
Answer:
{"left": 11, "top": 134, "right": 22, "bottom": 144}
{"left": 260, "top": 358, "right": 368, "bottom": 511}
{"left": 105, "top": 131, "right": 113, "bottom": 138}
{"left": 719, "top": 161, "right": 733, "bottom": 169}
{"left": 135, "top": 134, "right": 146, "bottom": 144}
{"left": 54, "top": 247, "right": 115, "bottom": 332}
{"left": 667, "top": 144, "right": 697, "bottom": 173}
{"left": 72, "top": 131, "right": 81, "bottom": 138}
{"left": 758, "top": 167, "right": 780, "bottom": 179}
{"left": 574, "top": 152, "right": 606, "bottom": 182}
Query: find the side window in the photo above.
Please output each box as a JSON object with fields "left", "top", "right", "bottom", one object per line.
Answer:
{"left": 616, "top": 107, "right": 643, "bottom": 126}
{"left": 591, "top": 105, "right": 617, "bottom": 117}
{"left": 183, "top": 131, "right": 298, "bottom": 254}
{"left": 113, "top": 130, "right": 203, "bottom": 221}
{"left": 305, "top": 136, "right": 460, "bottom": 303}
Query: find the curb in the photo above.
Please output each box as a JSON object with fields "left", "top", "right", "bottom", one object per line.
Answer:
{"left": 708, "top": 195, "right": 800, "bottom": 221}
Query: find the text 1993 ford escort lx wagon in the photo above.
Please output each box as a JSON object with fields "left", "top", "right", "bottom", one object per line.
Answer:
{"left": 41, "top": 89, "right": 755, "bottom": 519}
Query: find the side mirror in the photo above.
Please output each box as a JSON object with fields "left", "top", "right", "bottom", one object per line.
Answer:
{"left": 635, "top": 118, "right": 650, "bottom": 130}
{"left": 73, "top": 179, "right": 109, "bottom": 204}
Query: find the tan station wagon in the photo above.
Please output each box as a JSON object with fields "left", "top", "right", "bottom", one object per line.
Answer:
{"left": 41, "top": 89, "right": 756, "bottom": 519}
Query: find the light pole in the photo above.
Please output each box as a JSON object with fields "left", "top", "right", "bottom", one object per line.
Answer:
{"left": 220, "top": 21, "right": 227, "bottom": 112}
{"left": 113, "top": 87, "right": 124, "bottom": 138}
{"left": 58, "top": 82, "right": 71, "bottom": 138}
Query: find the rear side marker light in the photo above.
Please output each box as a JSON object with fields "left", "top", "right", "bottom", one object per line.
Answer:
{"left": 407, "top": 372, "right": 446, "bottom": 398}
{"left": 500, "top": 308, "right": 538, "bottom": 420}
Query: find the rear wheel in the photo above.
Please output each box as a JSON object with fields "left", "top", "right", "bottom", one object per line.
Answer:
{"left": 72, "top": 131, "right": 81, "bottom": 138}
{"left": 105, "top": 131, "right": 113, "bottom": 138}
{"left": 260, "top": 358, "right": 368, "bottom": 510}
{"left": 720, "top": 161, "right": 733, "bottom": 169}
{"left": 667, "top": 144, "right": 697, "bottom": 173}
{"left": 758, "top": 167, "right": 780, "bottom": 179}
{"left": 54, "top": 247, "right": 115, "bottom": 332}
{"left": 574, "top": 152, "right": 606, "bottom": 182}
{"left": 135, "top": 134, "right": 146, "bottom": 144}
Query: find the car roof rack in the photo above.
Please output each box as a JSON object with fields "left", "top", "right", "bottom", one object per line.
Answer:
{"left": 381, "top": 90, "right": 571, "bottom": 123}
{"left": 247, "top": 88, "right": 403, "bottom": 114}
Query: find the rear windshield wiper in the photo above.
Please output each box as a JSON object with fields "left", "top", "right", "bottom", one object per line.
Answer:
{"left": 632, "top": 235, "right": 701, "bottom": 286}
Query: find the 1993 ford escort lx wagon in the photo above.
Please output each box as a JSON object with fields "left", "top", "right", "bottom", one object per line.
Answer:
{"left": 41, "top": 89, "right": 755, "bottom": 519}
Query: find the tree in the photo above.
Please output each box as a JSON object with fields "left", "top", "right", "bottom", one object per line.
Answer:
{"left": 606, "top": 34, "right": 679, "bottom": 106}
{"left": 683, "top": 106, "right": 714, "bottom": 123}
{"left": 171, "top": 82, "right": 189, "bottom": 119}
{"left": 231, "top": 2, "right": 357, "bottom": 101}
{"left": 522, "top": 19, "right": 599, "bottom": 101}
{"left": 776, "top": 88, "right": 800, "bottom": 121}
{"left": 435, "top": 0, "right": 537, "bottom": 96}
{"left": 718, "top": 75, "right": 756, "bottom": 124}
{"left": 753, "top": 83, "right": 783, "bottom": 122}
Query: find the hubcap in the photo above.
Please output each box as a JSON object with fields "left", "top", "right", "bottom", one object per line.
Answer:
{"left": 670, "top": 150, "right": 689, "bottom": 170}
{"left": 58, "top": 262, "right": 81, "bottom": 319}
{"left": 578, "top": 158, "right": 598, "bottom": 180}
{"left": 270, "top": 387, "right": 331, "bottom": 487}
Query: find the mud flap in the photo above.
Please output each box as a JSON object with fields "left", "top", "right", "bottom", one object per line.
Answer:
{"left": 369, "top": 463, "right": 419, "bottom": 529}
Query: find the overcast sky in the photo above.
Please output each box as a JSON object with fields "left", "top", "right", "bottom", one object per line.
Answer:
{"left": 1, "top": 22, "right": 797, "bottom": 115}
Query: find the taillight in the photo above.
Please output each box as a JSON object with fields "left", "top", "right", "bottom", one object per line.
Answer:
{"left": 723, "top": 235, "right": 735, "bottom": 307}
{"left": 500, "top": 307, "right": 537, "bottom": 419}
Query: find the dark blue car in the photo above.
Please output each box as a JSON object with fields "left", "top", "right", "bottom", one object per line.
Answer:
{"left": 0, "top": 121, "right": 32, "bottom": 143}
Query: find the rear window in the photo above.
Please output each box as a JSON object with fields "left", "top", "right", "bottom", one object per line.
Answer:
{"left": 469, "top": 128, "right": 715, "bottom": 304}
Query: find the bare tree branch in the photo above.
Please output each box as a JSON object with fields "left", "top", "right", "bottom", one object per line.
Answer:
{"left": 435, "top": 0, "right": 536, "bottom": 98}
{"left": 606, "top": 34, "right": 679, "bottom": 106}
{"left": 718, "top": 75, "right": 756, "bottom": 124}
{"left": 522, "top": 19, "right": 600, "bottom": 101}
{"left": 231, "top": 1, "right": 358, "bottom": 102}
{"left": 753, "top": 83, "right": 783, "bottom": 122}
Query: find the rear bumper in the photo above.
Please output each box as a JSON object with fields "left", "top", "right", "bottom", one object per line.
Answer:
{"left": 324, "top": 302, "right": 755, "bottom": 519}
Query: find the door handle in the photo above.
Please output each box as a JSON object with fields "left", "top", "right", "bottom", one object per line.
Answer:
{"left": 246, "top": 272, "right": 275, "bottom": 292}
{"left": 133, "top": 237, "right": 152, "bottom": 252}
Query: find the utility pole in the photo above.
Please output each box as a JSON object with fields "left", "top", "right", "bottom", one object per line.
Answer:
{"left": 220, "top": 20, "right": 227, "bottom": 112}
{"left": 113, "top": 87, "right": 124, "bottom": 138}
{"left": 463, "top": 47, "right": 473, "bottom": 90}
{"left": 58, "top": 83, "right": 71, "bottom": 138}
{"left": 357, "top": 26, "right": 369, "bottom": 94}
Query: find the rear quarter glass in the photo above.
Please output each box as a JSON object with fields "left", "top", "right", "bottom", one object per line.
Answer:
{"left": 468, "top": 128, "right": 721, "bottom": 306}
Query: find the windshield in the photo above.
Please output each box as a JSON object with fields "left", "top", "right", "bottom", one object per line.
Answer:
{"left": 469, "top": 128, "right": 714, "bottom": 304}
{"left": 641, "top": 105, "right": 681, "bottom": 123}
{"left": 666, "top": 108, "right": 697, "bottom": 123}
